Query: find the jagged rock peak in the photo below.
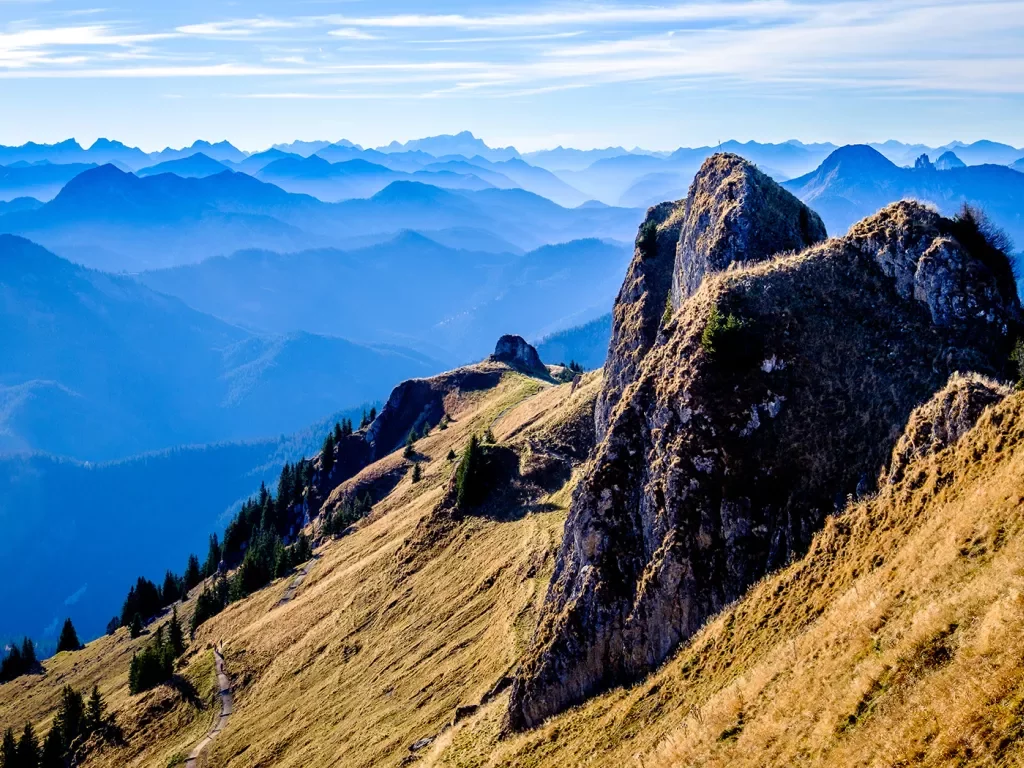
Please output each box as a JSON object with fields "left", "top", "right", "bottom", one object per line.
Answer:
{"left": 506, "top": 197, "right": 1021, "bottom": 732}
{"left": 491, "top": 334, "right": 547, "bottom": 376}
{"left": 671, "top": 152, "right": 827, "bottom": 307}
{"left": 885, "top": 372, "right": 1010, "bottom": 486}
{"left": 595, "top": 199, "right": 684, "bottom": 439}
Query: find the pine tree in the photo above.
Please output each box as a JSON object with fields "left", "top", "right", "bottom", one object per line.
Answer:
{"left": 106, "top": 617, "right": 120, "bottom": 636}
{"left": 16, "top": 722, "right": 38, "bottom": 768}
{"left": 20, "top": 638, "right": 36, "bottom": 668}
{"left": 56, "top": 619, "right": 80, "bottom": 654}
{"left": 54, "top": 685, "right": 84, "bottom": 752}
{"left": 411, "top": 463, "right": 422, "bottom": 483}
{"left": 322, "top": 432, "right": 336, "bottom": 476}
{"left": 403, "top": 432, "right": 415, "bottom": 459}
{"left": 447, "top": 448, "right": 457, "bottom": 461}
{"left": 204, "top": 534, "right": 222, "bottom": 577}
{"left": 2, "top": 728, "right": 16, "bottom": 768}
{"left": 38, "top": 727, "right": 62, "bottom": 768}
{"left": 360, "top": 410, "right": 370, "bottom": 429}
{"left": 161, "top": 570, "right": 181, "bottom": 605}
{"left": 369, "top": 407, "right": 377, "bottom": 422}
{"left": 334, "top": 421, "right": 344, "bottom": 443}
{"left": 483, "top": 427, "right": 495, "bottom": 444}
{"left": 456, "top": 435, "right": 485, "bottom": 510}
{"left": 183, "top": 554, "right": 202, "bottom": 593}
{"left": 85, "top": 685, "right": 105, "bottom": 732}
{"left": 129, "top": 613, "right": 143, "bottom": 639}
{"left": 168, "top": 608, "right": 185, "bottom": 657}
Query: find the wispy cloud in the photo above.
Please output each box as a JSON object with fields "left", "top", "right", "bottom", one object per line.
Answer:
{"left": 0, "top": 0, "right": 1023, "bottom": 101}
{"left": 328, "top": 27, "right": 379, "bottom": 41}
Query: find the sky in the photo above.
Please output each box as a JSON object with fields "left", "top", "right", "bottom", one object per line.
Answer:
{"left": 1, "top": 0, "right": 1023, "bottom": 152}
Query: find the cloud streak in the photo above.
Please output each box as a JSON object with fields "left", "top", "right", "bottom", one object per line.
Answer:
{"left": 0, "top": 0, "right": 1021, "bottom": 101}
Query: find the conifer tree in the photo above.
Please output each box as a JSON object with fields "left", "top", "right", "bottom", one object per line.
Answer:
{"left": 85, "top": 686, "right": 105, "bottom": 732}
{"left": 447, "top": 448, "right": 457, "bottom": 461}
{"left": 54, "top": 685, "right": 84, "bottom": 752}
{"left": 183, "top": 554, "right": 202, "bottom": 593}
{"left": 38, "top": 727, "right": 62, "bottom": 768}
{"left": 56, "top": 619, "right": 80, "bottom": 654}
{"left": 20, "top": 638, "right": 36, "bottom": 668}
{"left": 322, "top": 432, "right": 336, "bottom": 476}
{"left": 456, "top": 435, "right": 485, "bottom": 509}
{"left": 161, "top": 570, "right": 181, "bottom": 605}
{"left": 168, "top": 608, "right": 185, "bottom": 657}
{"left": 129, "top": 613, "right": 143, "bottom": 639}
{"left": 411, "top": 463, "right": 422, "bottom": 483}
{"left": 106, "top": 617, "right": 120, "bottom": 636}
{"left": 2, "top": 728, "right": 16, "bottom": 768}
{"left": 204, "top": 534, "right": 221, "bottom": 577}
{"left": 16, "top": 723, "right": 38, "bottom": 768}
{"left": 369, "top": 407, "right": 377, "bottom": 422}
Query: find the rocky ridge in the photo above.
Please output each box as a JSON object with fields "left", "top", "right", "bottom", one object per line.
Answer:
{"left": 506, "top": 154, "right": 1021, "bottom": 730}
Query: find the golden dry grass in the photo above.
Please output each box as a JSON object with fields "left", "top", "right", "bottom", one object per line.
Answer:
{"left": 435, "top": 387, "right": 1024, "bottom": 768}
{"left": 7, "top": 367, "right": 1024, "bottom": 768}
{"left": 0, "top": 368, "right": 596, "bottom": 767}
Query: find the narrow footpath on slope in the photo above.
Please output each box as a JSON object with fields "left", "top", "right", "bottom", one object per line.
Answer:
{"left": 184, "top": 643, "right": 233, "bottom": 768}
{"left": 277, "top": 556, "right": 317, "bottom": 608}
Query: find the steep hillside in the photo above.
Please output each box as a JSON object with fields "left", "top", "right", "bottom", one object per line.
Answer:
{"left": 0, "top": 343, "right": 601, "bottom": 768}
{"left": 0, "top": 402, "right": 374, "bottom": 648}
{"left": 435, "top": 373, "right": 1024, "bottom": 768}
{"left": 0, "top": 235, "right": 439, "bottom": 460}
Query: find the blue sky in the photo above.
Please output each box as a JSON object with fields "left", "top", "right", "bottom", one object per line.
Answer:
{"left": 1, "top": 0, "right": 1023, "bottom": 151}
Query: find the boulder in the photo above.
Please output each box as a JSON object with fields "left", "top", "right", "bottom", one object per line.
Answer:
{"left": 490, "top": 335, "right": 548, "bottom": 377}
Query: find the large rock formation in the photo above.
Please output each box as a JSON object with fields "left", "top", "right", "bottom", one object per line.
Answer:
{"left": 490, "top": 334, "right": 548, "bottom": 377}
{"left": 506, "top": 160, "right": 1020, "bottom": 729}
{"left": 596, "top": 155, "right": 825, "bottom": 440}
{"left": 670, "top": 153, "right": 827, "bottom": 307}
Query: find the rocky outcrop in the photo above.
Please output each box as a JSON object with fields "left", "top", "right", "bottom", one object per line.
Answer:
{"left": 671, "top": 153, "right": 827, "bottom": 308}
{"left": 595, "top": 201, "right": 683, "bottom": 439}
{"left": 885, "top": 372, "right": 1010, "bottom": 485}
{"left": 506, "top": 188, "right": 1020, "bottom": 730}
{"left": 491, "top": 335, "right": 548, "bottom": 377}
{"left": 597, "top": 155, "right": 825, "bottom": 441}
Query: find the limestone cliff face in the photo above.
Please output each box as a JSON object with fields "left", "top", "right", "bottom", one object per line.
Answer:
{"left": 506, "top": 165, "right": 1020, "bottom": 729}
{"left": 594, "top": 201, "right": 682, "bottom": 440}
{"left": 671, "top": 153, "right": 827, "bottom": 308}
{"left": 596, "top": 155, "right": 825, "bottom": 442}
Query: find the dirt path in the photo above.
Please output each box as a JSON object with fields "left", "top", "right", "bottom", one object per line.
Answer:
{"left": 184, "top": 644, "right": 232, "bottom": 768}
{"left": 277, "top": 557, "right": 316, "bottom": 608}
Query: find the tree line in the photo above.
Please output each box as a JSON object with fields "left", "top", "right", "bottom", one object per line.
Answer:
{"left": 1, "top": 683, "right": 117, "bottom": 768}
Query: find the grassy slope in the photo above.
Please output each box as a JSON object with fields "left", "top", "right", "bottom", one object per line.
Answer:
{"left": 0, "top": 591, "right": 223, "bottom": 768}
{"left": 0, "top": 368, "right": 600, "bottom": 768}
{"left": 437, "top": 388, "right": 1024, "bottom": 768}
{"left": 6, "top": 369, "right": 1024, "bottom": 767}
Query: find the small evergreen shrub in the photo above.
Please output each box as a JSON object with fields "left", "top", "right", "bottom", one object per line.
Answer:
{"left": 637, "top": 219, "right": 658, "bottom": 260}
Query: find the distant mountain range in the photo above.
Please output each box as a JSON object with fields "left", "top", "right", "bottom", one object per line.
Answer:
{"left": 0, "top": 235, "right": 440, "bottom": 461}
{"left": 0, "top": 134, "right": 1019, "bottom": 210}
{"left": 138, "top": 233, "right": 631, "bottom": 361}
{"left": 0, "top": 165, "right": 639, "bottom": 270}
{"left": 783, "top": 145, "right": 1024, "bottom": 245}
